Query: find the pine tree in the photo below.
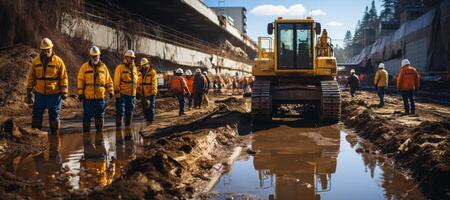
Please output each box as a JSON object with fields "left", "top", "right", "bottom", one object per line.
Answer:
{"left": 343, "top": 30, "right": 353, "bottom": 58}
{"left": 343, "top": 30, "right": 352, "bottom": 49}
{"left": 368, "top": 0, "right": 378, "bottom": 29}
{"left": 361, "top": 6, "right": 370, "bottom": 30}
{"left": 380, "top": 0, "right": 395, "bottom": 22}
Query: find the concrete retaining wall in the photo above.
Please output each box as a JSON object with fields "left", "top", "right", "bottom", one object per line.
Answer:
{"left": 61, "top": 15, "right": 252, "bottom": 76}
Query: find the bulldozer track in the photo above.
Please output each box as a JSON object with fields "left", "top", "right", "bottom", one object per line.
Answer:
{"left": 251, "top": 79, "right": 271, "bottom": 121}
{"left": 320, "top": 81, "right": 341, "bottom": 122}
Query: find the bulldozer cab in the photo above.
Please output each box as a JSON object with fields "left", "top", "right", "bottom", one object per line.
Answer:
{"left": 268, "top": 18, "right": 322, "bottom": 72}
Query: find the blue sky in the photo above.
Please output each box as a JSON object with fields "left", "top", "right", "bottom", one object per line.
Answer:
{"left": 203, "top": 0, "right": 382, "bottom": 46}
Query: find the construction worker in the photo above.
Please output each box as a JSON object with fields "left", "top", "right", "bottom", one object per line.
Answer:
{"left": 202, "top": 71, "right": 210, "bottom": 107}
{"left": 397, "top": 59, "right": 420, "bottom": 114}
{"left": 374, "top": 63, "right": 389, "bottom": 107}
{"left": 77, "top": 46, "right": 114, "bottom": 132}
{"left": 185, "top": 70, "right": 194, "bottom": 109}
{"left": 193, "top": 68, "right": 206, "bottom": 108}
{"left": 346, "top": 69, "right": 360, "bottom": 97}
{"left": 26, "top": 38, "right": 69, "bottom": 134}
{"left": 318, "top": 29, "right": 329, "bottom": 56}
{"left": 114, "top": 50, "right": 138, "bottom": 127}
{"left": 137, "top": 58, "right": 158, "bottom": 123}
{"left": 169, "top": 68, "right": 190, "bottom": 116}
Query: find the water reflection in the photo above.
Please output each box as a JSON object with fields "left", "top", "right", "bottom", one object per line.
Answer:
{"left": 0, "top": 124, "right": 146, "bottom": 194}
{"left": 213, "top": 125, "right": 426, "bottom": 200}
{"left": 252, "top": 126, "right": 340, "bottom": 200}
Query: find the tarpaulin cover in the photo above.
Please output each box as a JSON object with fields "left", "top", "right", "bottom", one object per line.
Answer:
{"left": 349, "top": 0, "right": 450, "bottom": 73}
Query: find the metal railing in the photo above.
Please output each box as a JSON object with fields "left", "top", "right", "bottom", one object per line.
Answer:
{"left": 72, "top": 1, "right": 252, "bottom": 65}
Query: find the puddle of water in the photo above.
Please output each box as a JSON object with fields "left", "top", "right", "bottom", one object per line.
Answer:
{"left": 213, "top": 125, "right": 427, "bottom": 200}
{"left": 0, "top": 122, "right": 147, "bottom": 197}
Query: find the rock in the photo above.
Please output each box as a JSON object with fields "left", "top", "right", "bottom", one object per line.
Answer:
{"left": 398, "top": 138, "right": 412, "bottom": 152}
{"left": 246, "top": 148, "right": 256, "bottom": 155}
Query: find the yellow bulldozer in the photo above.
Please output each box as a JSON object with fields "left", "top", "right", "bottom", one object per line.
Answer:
{"left": 252, "top": 17, "right": 341, "bottom": 122}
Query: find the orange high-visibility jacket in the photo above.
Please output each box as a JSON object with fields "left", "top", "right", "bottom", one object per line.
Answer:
{"left": 185, "top": 76, "right": 194, "bottom": 94}
{"left": 170, "top": 75, "right": 190, "bottom": 94}
{"left": 27, "top": 54, "right": 69, "bottom": 95}
{"left": 397, "top": 65, "right": 420, "bottom": 91}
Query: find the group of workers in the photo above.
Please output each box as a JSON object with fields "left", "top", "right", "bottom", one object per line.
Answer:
{"left": 347, "top": 58, "right": 420, "bottom": 114}
{"left": 169, "top": 68, "right": 211, "bottom": 116}
{"left": 26, "top": 38, "right": 158, "bottom": 134}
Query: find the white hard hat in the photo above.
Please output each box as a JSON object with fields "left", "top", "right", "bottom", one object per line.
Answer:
{"left": 195, "top": 68, "right": 201, "bottom": 73}
{"left": 140, "top": 57, "right": 149, "bottom": 66}
{"left": 203, "top": 71, "right": 208, "bottom": 75}
{"left": 89, "top": 46, "right": 101, "bottom": 56}
{"left": 40, "top": 38, "right": 54, "bottom": 50}
{"left": 185, "top": 70, "right": 192, "bottom": 76}
{"left": 176, "top": 68, "right": 184, "bottom": 74}
{"left": 401, "top": 59, "right": 410, "bottom": 67}
{"left": 124, "top": 49, "right": 136, "bottom": 58}
{"left": 378, "top": 63, "right": 385, "bottom": 69}
{"left": 350, "top": 69, "right": 355, "bottom": 74}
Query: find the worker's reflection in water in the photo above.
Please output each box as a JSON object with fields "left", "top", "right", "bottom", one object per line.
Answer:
{"left": 253, "top": 126, "right": 340, "bottom": 200}
{"left": 80, "top": 130, "right": 114, "bottom": 187}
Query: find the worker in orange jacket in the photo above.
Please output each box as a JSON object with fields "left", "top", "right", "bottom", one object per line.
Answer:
{"left": 185, "top": 70, "right": 194, "bottom": 109}
{"left": 397, "top": 59, "right": 420, "bottom": 114}
{"left": 169, "top": 68, "right": 190, "bottom": 116}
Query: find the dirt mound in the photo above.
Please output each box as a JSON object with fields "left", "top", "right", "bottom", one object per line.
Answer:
{"left": 341, "top": 92, "right": 450, "bottom": 199}
{"left": 79, "top": 126, "right": 240, "bottom": 200}
{"left": 0, "top": 45, "right": 38, "bottom": 114}
{"left": 0, "top": 118, "right": 47, "bottom": 157}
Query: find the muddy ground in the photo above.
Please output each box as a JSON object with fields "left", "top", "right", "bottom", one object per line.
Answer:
{"left": 341, "top": 91, "right": 450, "bottom": 199}
{"left": 0, "top": 96, "right": 250, "bottom": 200}
{"left": 0, "top": 88, "right": 449, "bottom": 199}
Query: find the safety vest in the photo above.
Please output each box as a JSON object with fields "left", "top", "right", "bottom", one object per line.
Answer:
{"left": 27, "top": 54, "right": 69, "bottom": 95}
{"left": 397, "top": 66, "right": 420, "bottom": 91}
{"left": 137, "top": 67, "right": 158, "bottom": 97}
{"left": 77, "top": 61, "right": 114, "bottom": 99}
{"left": 170, "top": 75, "right": 188, "bottom": 94}
{"left": 185, "top": 76, "right": 194, "bottom": 94}
{"left": 114, "top": 63, "right": 138, "bottom": 96}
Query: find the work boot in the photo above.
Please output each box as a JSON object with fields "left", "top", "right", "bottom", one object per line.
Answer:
{"left": 31, "top": 118, "right": 43, "bottom": 130}
{"left": 95, "top": 118, "right": 104, "bottom": 133}
{"left": 49, "top": 119, "right": 60, "bottom": 135}
{"left": 83, "top": 121, "right": 91, "bottom": 132}
{"left": 116, "top": 116, "right": 123, "bottom": 127}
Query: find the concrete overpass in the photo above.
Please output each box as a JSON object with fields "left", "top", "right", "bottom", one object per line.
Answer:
{"left": 60, "top": 0, "right": 257, "bottom": 75}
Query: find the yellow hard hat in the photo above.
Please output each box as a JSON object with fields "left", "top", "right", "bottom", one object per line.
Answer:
{"left": 40, "top": 38, "right": 54, "bottom": 50}
{"left": 124, "top": 49, "right": 135, "bottom": 58}
{"left": 89, "top": 46, "right": 101, "bottom": 56}
{"left": 140, "top": 57, "right": 150, "bottom": 66}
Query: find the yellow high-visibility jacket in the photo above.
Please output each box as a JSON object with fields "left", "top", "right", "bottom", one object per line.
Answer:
{"left": 27, "top": 54, "right": 69, "bottom": 95}
{"left": 114, "top": 63, "right": 138, "bottom": 97}
{"left": 374, "top": 69, "right": 389, "bottom": 87}
{"left": 77, "top": 62, "right": 114, "bottom": 99}
{"left": 137, "top": 67, "right": 158, "bottom": 97}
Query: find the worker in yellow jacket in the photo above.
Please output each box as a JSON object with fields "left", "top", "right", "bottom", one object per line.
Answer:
{"left": 137, "top": 58, "right": 158, "bottom": 123}
{"left": 77, "top": 46, "right": 114, "bottom": 132}
{"left": 26, "top": 38, "right": 69, "bottom": 134}
{"left": 374, "top": 63, "right": 389, "bottom": 107}
{"left": 114, "top": 50, "right": 138, "bottom": 127}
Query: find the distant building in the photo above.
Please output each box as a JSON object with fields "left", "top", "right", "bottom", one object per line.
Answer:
{"left": 210, "top": 7, "right": 247, "bottom": 33}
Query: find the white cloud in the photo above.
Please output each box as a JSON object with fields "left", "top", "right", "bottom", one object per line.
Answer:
{"left": 309, "top": 9, "right": 326, "bottom": 16}
{"left": 327, "top": 21, "right": 344, "bottom": 27}
{"left": 251, "top": 4, "right": 306, "bottom": 17}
